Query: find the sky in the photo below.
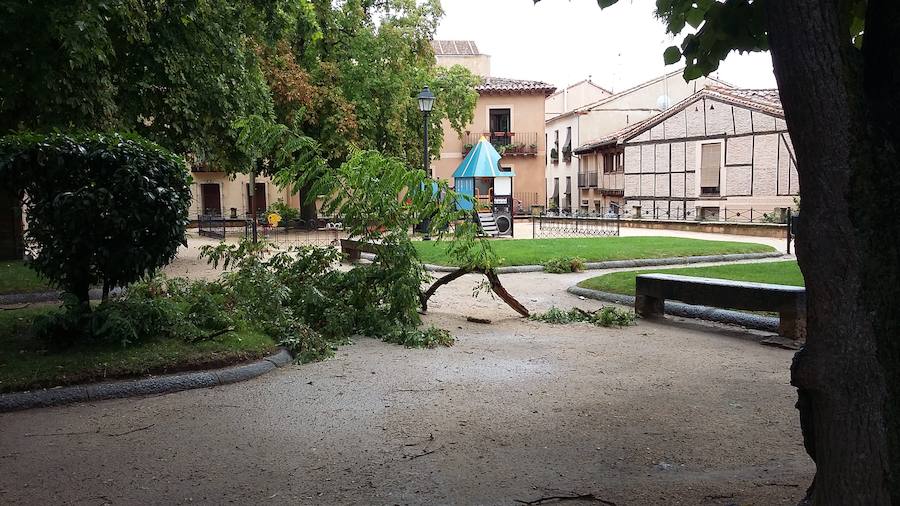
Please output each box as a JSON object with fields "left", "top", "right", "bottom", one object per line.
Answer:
{"left": 434, "top": 0, "right": 778, "bottom": 92}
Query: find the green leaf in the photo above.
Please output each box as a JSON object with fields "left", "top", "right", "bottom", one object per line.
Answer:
{"left": 597, "top": 0, "right": 619, "bottom": 7}
{"left": 685, "top": 7, "right": 705, "bottom": 28}
{"left": 663, "top": 46, "right": 682, "bottom": 65}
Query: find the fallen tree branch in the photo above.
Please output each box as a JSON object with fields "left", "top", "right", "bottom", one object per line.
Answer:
{"left": 419, "top": 267, "right": 529, "bottom": 317}
{"left": 485, "top": 269, "right": 529, "bottom": 317}
{"left": 420, "top": 267, "right": 470, "bottom": 311}
{"left": 514, "top": 493, "right": 616, "bottom": 505}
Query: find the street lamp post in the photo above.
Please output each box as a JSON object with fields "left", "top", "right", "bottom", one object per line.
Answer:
{"left": 417, "top": 86, "right": 436, "bottom": 240}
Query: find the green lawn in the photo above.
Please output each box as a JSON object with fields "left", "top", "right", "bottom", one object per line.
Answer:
{"left": 0, "top": 261, "right": 50, "bottom": 294}
{"left": 0, "top": 305, "right": 278, "bottom": 393}
{"left": 577, "top": 260, "right": 804, "bottom": 295}
{"left": 414, "top": 237, "right": 775, "bottom": 267}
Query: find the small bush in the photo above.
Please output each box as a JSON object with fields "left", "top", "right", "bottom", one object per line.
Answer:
{"left": 382, "top": 326, "right": 455, "bottom": 349}
{"left": 543, "top": 256, "right": 587, "bottom": 273}
{"left": 529, "top": 306, "right": 636, "bottom": 327}
{"left": 268, "top": 200, "right": 300, "bottom": 223}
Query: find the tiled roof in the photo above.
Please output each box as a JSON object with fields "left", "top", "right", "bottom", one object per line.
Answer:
{"left": 574, "top": 86, "right": 785, "bottom": 154}
{"left": 706, "top": 86, "right": 782, "bottom": 111}
{"left": 477, "top": 77, "right": 556, "bottom": 95}
{"left": 431, "top": 40, "right": 480, "bottom": 56}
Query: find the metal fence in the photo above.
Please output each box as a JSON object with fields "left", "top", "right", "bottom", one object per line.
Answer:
{"left": 617, "top": 206, "right": 792, "bottom": 224}
{"left": 245, "top": 216, "right": 348, "bottom": 247}
{"left": 197, "top": 214, "right": 227, "bottom": 239}
{"left": 532, "top": 213, "right": 620, "bottom": 238}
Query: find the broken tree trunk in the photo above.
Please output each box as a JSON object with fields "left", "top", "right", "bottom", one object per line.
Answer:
{"left": 420, "top": 267, "right": 529, "bottom": 317}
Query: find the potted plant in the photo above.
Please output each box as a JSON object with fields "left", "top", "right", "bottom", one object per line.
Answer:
{"left": 529, "top": 143, "right": 537, "bottom": 152}
{"left": 463, "top": 143, "right": 474, "bottom": 154}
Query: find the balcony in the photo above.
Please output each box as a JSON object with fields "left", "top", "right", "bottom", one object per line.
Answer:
{"left": 578, "top": 171, "right": 624, "bottom": 194}
{"left": 463, "top": 132, "right": 539, "bottom": 156}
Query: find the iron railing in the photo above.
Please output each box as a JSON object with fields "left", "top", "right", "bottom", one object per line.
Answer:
{"left": 577, "top": 171, "right": 624, "bottom": 191}
{"left": 618, "top": 206, "right": 792, "bottom": 224}
{"left": 463, "top": 132, "right": 540, "bottom": 156}
{"left": 533, "top": 212, "right": 621, "bottom": 238}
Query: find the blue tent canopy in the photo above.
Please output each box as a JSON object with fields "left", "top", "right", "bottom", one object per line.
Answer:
{"left": 452, "top": 137, "right": 516, "bottom": 178}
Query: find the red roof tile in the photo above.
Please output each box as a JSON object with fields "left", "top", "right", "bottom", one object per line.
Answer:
{"left": 476, "top": 77, "right": 556, "bottom": 96}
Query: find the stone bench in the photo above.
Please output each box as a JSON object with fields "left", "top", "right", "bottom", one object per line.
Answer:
{"left": 339, "top": 239, "right": 379, "bottom": 262}
{"left": 634, "top": 273, "right": 806, "bottom": 339}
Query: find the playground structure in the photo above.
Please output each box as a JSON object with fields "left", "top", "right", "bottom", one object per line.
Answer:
{"left": 452, "top": 137, "right": 516, "bottom": 236}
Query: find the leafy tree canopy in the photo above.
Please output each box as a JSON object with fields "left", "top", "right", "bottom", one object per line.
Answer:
{"left": 1, "top": 0, "right": 478, "bottom": 173}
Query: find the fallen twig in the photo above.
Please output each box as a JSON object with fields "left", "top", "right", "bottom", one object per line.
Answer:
{"left": 25, "top": 429, "right": 98, "bottom": 437}
{"left": 515, "top": 493, "right": 616, "bottom": 505}
{"left": 466, "top": 316, "right": 492, "bottom": 324}
{"left": 200, "top": 326, "right": 235, "bottom": 341}
{"left": 406, "top": 446, "right": 442, "bottom": 460}
{"left": 106, "top": 424, "right": 156, "bottom": 437}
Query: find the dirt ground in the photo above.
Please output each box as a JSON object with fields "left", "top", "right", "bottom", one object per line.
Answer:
{"left": 0, "top": 250, "right": 813, "bottom": 505}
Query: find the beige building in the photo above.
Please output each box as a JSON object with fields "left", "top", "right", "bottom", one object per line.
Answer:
{"left": 606, "top": 87, "right": 798, "bottom": 221}
{"left": 432, "top": 40, "right": 555, "bottom": 212}
{"left": 547, "top": 70, "right": 728, "bottom": 213}
{"left": 189, "top": 170, "right": 300, "bottom": 220}
{"left": 545, "top": 79, "right": 611, "bottom": 120}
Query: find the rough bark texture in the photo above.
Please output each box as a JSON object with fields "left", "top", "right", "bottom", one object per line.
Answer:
{"left": 765, "top": 0, "right": 900, "bottom": 503}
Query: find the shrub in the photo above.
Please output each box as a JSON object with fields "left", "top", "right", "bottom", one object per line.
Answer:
{"left": 382, "top": 326, "right": 455, "bottom": 349}
{"left": 0, "top": 132, "right": 191, "bottom": 307}
{"left": 529, "top": 306, "right": 636, "bottom": 327}
{"left": 268, "top": 200, "right": 300, "bottom": 223}
{"left": 542, "top": 256, "right": 586, "bottom": 273}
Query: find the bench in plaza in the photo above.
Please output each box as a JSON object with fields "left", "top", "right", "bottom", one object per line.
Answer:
{"left": 634, "top": 273, "right": 806, "bottom": 339}
{"left": 339, "top": 239, "right": 379, "bottom": 262}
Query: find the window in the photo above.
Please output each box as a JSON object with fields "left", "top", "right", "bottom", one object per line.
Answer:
{"left": 489, "top": 108, "right": 511, "bottom": 146}
{"left": 563, "top": 127, "right": 572, "bottom": 162}
{"left": 699, "top": 142, "right": 722, "bottom": 195}
{"left": 603, "top": 150, "right": 624, "bottom": 173}
{"left": 564, "top": 176, "right": 572, "bottom": 211}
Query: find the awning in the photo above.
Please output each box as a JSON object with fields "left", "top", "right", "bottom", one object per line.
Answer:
{"left": 565, "top": 177, "right": 571, "bottom": 195}
{"left": 452, "top": 137, "right": 515, "bottom": 178}
{"left": 551, "top": 179, "right": 559, "bottom": 198}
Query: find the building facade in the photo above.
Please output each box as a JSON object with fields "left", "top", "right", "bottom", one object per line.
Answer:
{"left": 548, "top": 70, "right": 728, "bottom": 213}
{"left": 432, "top": 40, "right": 555, "bottom": 212}
{"left": 615, "top": 87, "right": 798, "bottom": 220}
{"left": 189, "top": 171, "right": 302, "bottom": 221}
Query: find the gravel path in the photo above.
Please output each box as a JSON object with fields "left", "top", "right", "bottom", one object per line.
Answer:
{"left": 0, "top": 263, "right": 812, "bottom": 504}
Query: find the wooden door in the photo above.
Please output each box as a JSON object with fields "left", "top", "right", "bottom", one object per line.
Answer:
{"left": 200, "top": 183, "right": 221, "bottom": 215}
{"left": 246, "top": 183, "right": 267, "bottom": 216}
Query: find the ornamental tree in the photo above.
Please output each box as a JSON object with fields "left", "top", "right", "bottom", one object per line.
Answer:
{"left": 535, "top": 0, "right": 900, "bottom": 502}
{"left": 0, "top": 133, "right": 191, "bottom": 307}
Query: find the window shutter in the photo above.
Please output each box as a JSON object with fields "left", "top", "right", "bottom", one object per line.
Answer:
{"left": 700, "top": 143, "right": 721, "bottom": 187}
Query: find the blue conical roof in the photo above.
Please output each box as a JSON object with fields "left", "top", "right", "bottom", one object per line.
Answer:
{"left": 452, "top": 137, "right": 515, "bottom": 178}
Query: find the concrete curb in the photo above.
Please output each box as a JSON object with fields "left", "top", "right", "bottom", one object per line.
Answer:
{"left": 0, "top": 348, "right": 293, "bottom": 413}
{"left": 567, "top": 285, "right": 779, "bottom": 333}
{"left": 415, "top": 251, "right": 785, "bottom": 274}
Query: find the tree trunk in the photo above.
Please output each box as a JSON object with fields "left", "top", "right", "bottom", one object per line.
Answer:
{"left": 765, "top": 0, "right": 900, "bottom": 502}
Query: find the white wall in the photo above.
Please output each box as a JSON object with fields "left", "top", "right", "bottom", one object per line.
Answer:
{"left": 622, "top": 97, "right": 799, "bottom": 218}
